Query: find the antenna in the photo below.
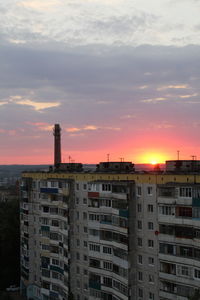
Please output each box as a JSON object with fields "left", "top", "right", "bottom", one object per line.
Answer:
{"left": 107, "top": 154, "right": 110, "bottom": 162}
{"left": 191, "top": 155, "right": 196, "bottom": 161}
{"left": 119, "top": 157, "right": 124, "bottom": 162}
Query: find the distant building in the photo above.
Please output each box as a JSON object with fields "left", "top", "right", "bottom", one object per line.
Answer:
{"left": 166, "top": 159, "right": 200, "bottom": 172}
{"left": 20, "top": 160, "right": 200, "bottom": 300}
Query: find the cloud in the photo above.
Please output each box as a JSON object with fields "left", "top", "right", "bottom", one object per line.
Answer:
{"left": 0, "top": 43, "right": 200, "bottom": 163}
{"left": 0, "top": 101, "right": 8, "bottom": 106}
{"left": 18, "top": 0, "right": 61, "bottom": 11}
{"left": 141, "top": 97, "right": 167, "bottom": 103}
{"left": 65, "top": 125, "right": 120, "bottom": 133}
{"left": 179, "top": 93, "right": 198, "bottom": 98}
{"left": 138, "top": 85, "right": 148, "bottom": 89}
{"left": 157, "top": 84, "right": 189, "bottom": 91}
{"left": 120, "top": 114, "right": 136, "bottom": 119}
{"left": 66, "top": 127, "right": 82, "bottom": 133}
{"left": 8, "top": 39, "right": 27, "bottom": 44}
{"left": 28, "top": 122, "right": 53, "bottom": 131}
{"left": 0, "top": 0, "right": 199, "bottom": 47}
{"left": 13, "top": 99, "right": 61, "bottom": 111}
{"left": 150, "top": 122, "right": 174, "bottom": 129}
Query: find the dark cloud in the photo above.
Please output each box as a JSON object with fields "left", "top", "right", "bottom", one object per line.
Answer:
{"left": 0, "top": 43, "right": 200, "bottom": 161}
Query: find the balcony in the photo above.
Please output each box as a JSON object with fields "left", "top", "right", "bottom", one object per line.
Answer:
{"left": 89, "top": 280, "right": 101, "bottom": 290}
{"left": 40, "top": 188, "right": 58, "bottom": 194}
{"left": 50, "top": 265, "right": 64, "bottom": 275}
{"left": 88, "top": 192, "right": 99, "bottom": 198}
{"left": 119, "top": 209, "right": 128, "bottom": 218}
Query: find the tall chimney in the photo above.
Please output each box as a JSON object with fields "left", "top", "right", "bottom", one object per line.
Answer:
{"left": 53, "top": 124, "right": 61, "bottom": 167}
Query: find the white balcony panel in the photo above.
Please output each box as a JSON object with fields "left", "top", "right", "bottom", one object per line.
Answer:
{"left": 158, "top": 197, "right": 177, "bottom": 205}
{"left": 160, "top": 290, "right": 191, "bottom": 300}
{"left": 159, "top": 253, "right": 200, "bottom": 268}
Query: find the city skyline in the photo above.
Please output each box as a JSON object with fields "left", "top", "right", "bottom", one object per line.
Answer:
{"left": 0, "top": 0, "right": 200, "bottom": 164}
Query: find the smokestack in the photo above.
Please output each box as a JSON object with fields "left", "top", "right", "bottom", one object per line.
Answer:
{"left": 53, "top": 124, "right": 61, "bottom": 167}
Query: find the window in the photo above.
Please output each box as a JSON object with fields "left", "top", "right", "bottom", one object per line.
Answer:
{"left": 102, "top": 184, "right": 111, "bottom": 191}
{"left": 76, "top": 212, "right": 79, "bottom": 220}
{"left": 147, "top": 186, "right": 153, "bottom": 195}
{"left": 138, "top": 220, "right": 142, "bottom": 230}
{"left": 180, "top": 187, "right": 192, "bottom": 198}
{"left": 89, "top": 229, "right": 99, "bottom": 236}
{"left": 50, "top": 245, "right": 59, "bottom": 254}
{"left": 138, "top": 255, "right": 143, "bottom": 264}
{"left": 180, "top": 266, "right": 189, "bottom": 277}
{"left": 50, "top": 207, "right": 58, "bottom": 214}
{"left": 76, "top": 266, "right": 80, "bottom": 274}
{"left": 52, "top": 259, "right": 59, "bottom": 266}
{"left": 176, "top": 206, "right": 192, "bottom": 218}
{"left": 42, "top": 269, "right": 50, "bottom": 278}
{"left": 84, "top": 241, "right": 87, "bottom": 247}
{"left": 100, "top": 199, "right": 111, "bottom": 207}
{"left": 148, "top": 240, "right": 154, "bottom": 248}
{"left": 41, "top": 217, "right": 49, "bottom": 225}
{"left": 137, "top": 237, "right": 142, "bottom": 247}
{"left": 138, "top": 271, "right": 143, "bottom": 281}
{"left": 84, "top": 269, "right": 88, "bottom": 275}
{"left": 137, "top": 186, "right": 142, "bottom": 196}
{"left": 76, "top": 239, "right": 80, "bottom": 247}
{"left": 42, "top": 281, "right": 50, "bottom": 290}
{"left": 148, "top": 204, "right": 153, "bottom": 212}
{"left": 89, "top": 214, "right": 100, "bottom": 221}
{"left": 50, "top": 181, "right": 57, "bottom": 187}
{"left": 83, "top": 198, "right": 87, "bottom": 204}
{"left": 76, "top": 183, "right": 79, "bottom": 190}
{"left": 43, "top": 206, "right": 49, "bottom": 213}
{"left": 159, "top": 205, "right": 174, "bottom": 215}
{"left": 83, "top": 255, "right": 88, "bottom": 261}
{"left": 89, "top": 244, "right": 100, "bottom": 252}
{"left": 138, "top": 288, "right": 143, "bottom": 298}
{"left": 77, "top": 279, "right": 80, "bottom": 288}
{"left": 103, "top": 277, "right": 112, "bottom": 287}
{"left": 148, "top": 222, "right": 154, "bottom": 230}
{"left": 103, "top": 246, "right": 112, "bottom": 254}
{"left": 84, "top": 226, "right": 88, "bottom": 233}
{"left": 149, "top": 292, "right": 154, "bottom": 300}
{"left": 51, "top": 219, "right": 59, "bottom": 227}
{"left": 149, "top": 274, "right": 154, "bottom": 283}
{"left": 148, "top": 257, "right": 154, "bottom": 265}
{"left": 137, "top": 203, "right": 142, "bottom": 212}
{"left": 83, "top": 184, "right": 87, "bottom": 190}
{"left": 52, "top": 271, "right": 62, "bottom": 280}
{"left": 194, "top": 269, "right": 200, "bottom": 279}
{"left": 84, "top": 283, "right": 88, "bottom": 290}
{"left": 103, "top": 261, "right": 112, "bottom": 270}
{"left": 83, "top": 212, "right": 87, "bottom": 220}
{"left": 42, "top": 244, "right": 50, "bottom": 251}
{"left": 76, "top": 252, "right": 80, "bottom": 260}
{"left": 76, "top": 197, "right": 79, "bottom": 204}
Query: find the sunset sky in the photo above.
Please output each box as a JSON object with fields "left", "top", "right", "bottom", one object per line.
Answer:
{"left": 1, "top": 0, "right": 200, "bottom": 164}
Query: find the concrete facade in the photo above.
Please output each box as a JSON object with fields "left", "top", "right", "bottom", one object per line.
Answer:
{"left": 20, "top": 169, "right": 200, "bottom": 300}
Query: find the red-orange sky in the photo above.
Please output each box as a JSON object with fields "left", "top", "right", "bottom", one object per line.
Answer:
{"left": 0, "top": 120, "right": 199, "bottom": 165}
{"left": 0, "top": 7, "right": 200, "bottom": 164}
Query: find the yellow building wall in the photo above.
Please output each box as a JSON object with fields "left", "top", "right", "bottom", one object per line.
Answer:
{"left": 22, "top": 172, "right": 200, "bottom": 184}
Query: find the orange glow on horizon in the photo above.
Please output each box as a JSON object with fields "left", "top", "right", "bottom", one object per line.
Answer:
{"left": 138, "top": 152, "right": 168, "bottom": 165}
{"left": 150, "top": 160, "right": 158, "bottom": 165}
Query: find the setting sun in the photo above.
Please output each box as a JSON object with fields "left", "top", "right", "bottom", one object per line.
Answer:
{"left": 139, "top": 152, "right": 167, "bottom": 164}
{"left": 150, "top": 160, "right": 158, "bottom": 165}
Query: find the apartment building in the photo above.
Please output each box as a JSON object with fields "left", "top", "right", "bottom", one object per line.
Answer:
{"left": 20, "top": 161, "right": 200, "bottom": 300}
